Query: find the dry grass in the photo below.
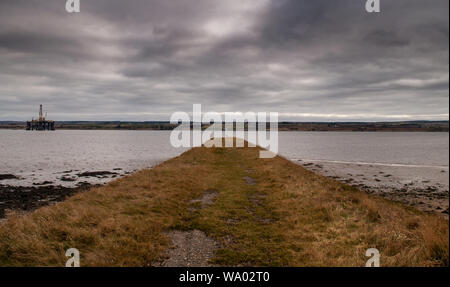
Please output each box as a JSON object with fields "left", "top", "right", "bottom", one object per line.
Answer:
{"left": 0, "top": 141, "right": 448, "bottom": 266}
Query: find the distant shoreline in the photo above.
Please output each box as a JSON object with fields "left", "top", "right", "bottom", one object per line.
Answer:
{"left": 0, "top": 120, "right": 448, "bottom": 132}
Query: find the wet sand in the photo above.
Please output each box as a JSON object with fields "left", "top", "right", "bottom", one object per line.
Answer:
{"left": 297, "top": 159, "right": 449, "bottom": 216}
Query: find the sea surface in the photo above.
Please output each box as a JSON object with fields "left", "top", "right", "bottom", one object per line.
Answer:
{"left": 0, "top": 130, "right": 448, "bottom": 187}
{"left": 0, "top": 130, "right": 187, "bottom": 186}
{"left": 278, "top": 131, "right": 449, "bottom": 167}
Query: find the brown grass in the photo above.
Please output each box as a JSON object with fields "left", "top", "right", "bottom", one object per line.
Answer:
{"left": 0, "top": 141, "right": 448, "bottom": 266}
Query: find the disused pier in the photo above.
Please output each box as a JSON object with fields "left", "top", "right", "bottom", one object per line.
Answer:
{"left": 26, "top": 105, "right": 55, "bottom": 131}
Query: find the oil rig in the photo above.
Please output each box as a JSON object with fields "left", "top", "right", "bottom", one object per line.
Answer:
{"left": 26, "top": 105, "right": 55, "bottom": 131}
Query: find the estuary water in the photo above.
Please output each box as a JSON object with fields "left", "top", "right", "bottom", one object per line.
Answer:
{"left": 0, "top": 130, "right": 448, "bottom": 187}
{"left": 0, "top": 130, "right": 187, "bottom": 186}
{"left": 278, "top": 131, "right": 449, "bottom": 167}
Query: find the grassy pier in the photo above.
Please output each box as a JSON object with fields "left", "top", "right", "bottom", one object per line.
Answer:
{"left": 0, "top": 143, "right": 448, "bottom": 266}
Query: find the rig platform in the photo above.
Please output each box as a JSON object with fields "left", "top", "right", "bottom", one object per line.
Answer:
{"left": 26, "top": 105, "right": 55, "bottom": 131}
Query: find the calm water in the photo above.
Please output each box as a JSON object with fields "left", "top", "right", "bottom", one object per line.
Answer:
{"left": 0, "top": 130, "right": 187, "bottom": 186}
{"left": 0, "top": 130, "right": 448, "bottom": 186}
{"left": 278, "top": 132, "right": 449, "bottom": 167}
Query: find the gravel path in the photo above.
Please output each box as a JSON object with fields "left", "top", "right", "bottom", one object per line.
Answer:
{"left": 156, "top": 189, "right": 219, "bottom": 267}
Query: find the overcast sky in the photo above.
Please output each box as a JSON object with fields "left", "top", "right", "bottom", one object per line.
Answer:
{"left": 0, "top": 0, "right": 448, "bottom": 121}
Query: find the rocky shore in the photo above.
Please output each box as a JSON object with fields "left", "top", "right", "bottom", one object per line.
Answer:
{"left": 0, "top": 183, "right": 94, "bottom": 219}
{"left": 0, "top": 168, "right": 142, "bottom": 220}
{"left": 0, "top": 170, "right": 127, "bottom": 219}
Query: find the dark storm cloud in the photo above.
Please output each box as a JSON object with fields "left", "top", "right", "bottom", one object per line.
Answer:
{"left": 0, "top": 0, "right": 448, "bottom": 121}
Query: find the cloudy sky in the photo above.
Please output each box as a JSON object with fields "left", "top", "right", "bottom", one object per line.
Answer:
{"left": 0, "top": 0, "right": 448, "bottom": 121}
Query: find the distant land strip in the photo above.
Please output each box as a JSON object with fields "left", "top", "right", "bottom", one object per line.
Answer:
{"left": 0, "top": 121, "right": 448, "bottom": 132}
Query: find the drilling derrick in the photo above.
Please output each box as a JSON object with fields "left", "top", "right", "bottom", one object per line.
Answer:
{"left": 26, "top": 105, "right": 55, "bottom": 131}
{"left": 39, "top": 104, "right": 44, "bottom": 121}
